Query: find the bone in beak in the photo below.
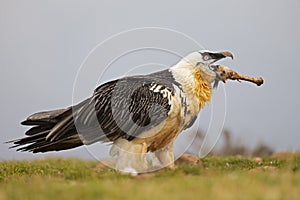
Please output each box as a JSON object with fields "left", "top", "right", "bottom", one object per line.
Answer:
{"left": 216, "top": 65, "right": 264, "bottom": 86}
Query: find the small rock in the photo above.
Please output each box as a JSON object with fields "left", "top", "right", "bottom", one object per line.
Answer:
{"left": 253, "top": 157, "right": 263, "bottom": 165}
{"left": 175, "top": 154, "right": 202, "bottom": 166}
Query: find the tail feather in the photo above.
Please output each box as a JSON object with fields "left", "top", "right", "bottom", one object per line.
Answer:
{"left": 46, "top": 114, "right": 74, "bottom": 141}
{"left": 9, "top": 130, "right": 50, "bottom": 147}
{"left": 17, "top": 135, "right": 82, "bottom": 153}
{"left": 21, "top": 108, "right": 69, "bottom": 125}
{"left": 9, "top": 107, "right": 84, "bottom": 153}
{"left": 25, "top": 125, "right": 53, "bottom": 136}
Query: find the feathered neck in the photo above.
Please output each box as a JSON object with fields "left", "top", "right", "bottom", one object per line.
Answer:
{"left": 170, "top": 62, "right": 214, "bottom": 109}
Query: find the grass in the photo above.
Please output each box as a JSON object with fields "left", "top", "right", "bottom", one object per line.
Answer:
{"left": 0, "top": 154, "right": 300, "bottom": 200}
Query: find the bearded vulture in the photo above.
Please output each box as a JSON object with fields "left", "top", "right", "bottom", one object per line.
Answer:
{"left": 9, "top": 50, "right": 234, "bottom": 172}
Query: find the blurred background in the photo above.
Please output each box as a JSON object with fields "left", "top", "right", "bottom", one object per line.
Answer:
{"left": 1, "top": 0, "right": 299, "bottom": 160}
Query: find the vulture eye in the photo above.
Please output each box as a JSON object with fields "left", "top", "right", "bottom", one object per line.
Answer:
{"left": 203, "top": 54, "right": 211, "bottom": 61}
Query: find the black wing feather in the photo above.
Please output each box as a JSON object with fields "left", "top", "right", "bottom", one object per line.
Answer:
{"left": 76, "top": 72, "right": 175, "bottom": 143}
{"left": 9, "top": 69, "right": 179, "bottom": 152}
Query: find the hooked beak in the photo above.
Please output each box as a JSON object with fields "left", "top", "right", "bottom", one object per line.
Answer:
{"left": 219, "top": 51, "right": 234, "bottom": 60}
{"left": 209, "top": 51, "right": 234, "bottom": 63}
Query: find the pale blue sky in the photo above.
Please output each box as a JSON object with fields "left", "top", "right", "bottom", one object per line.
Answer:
{"left": 1, "top": 0, "right": 299, "bottom": 160}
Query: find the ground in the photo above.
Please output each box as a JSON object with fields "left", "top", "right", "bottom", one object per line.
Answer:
{"left": 0, "top": 153, "right": 299, "bottom": 200}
